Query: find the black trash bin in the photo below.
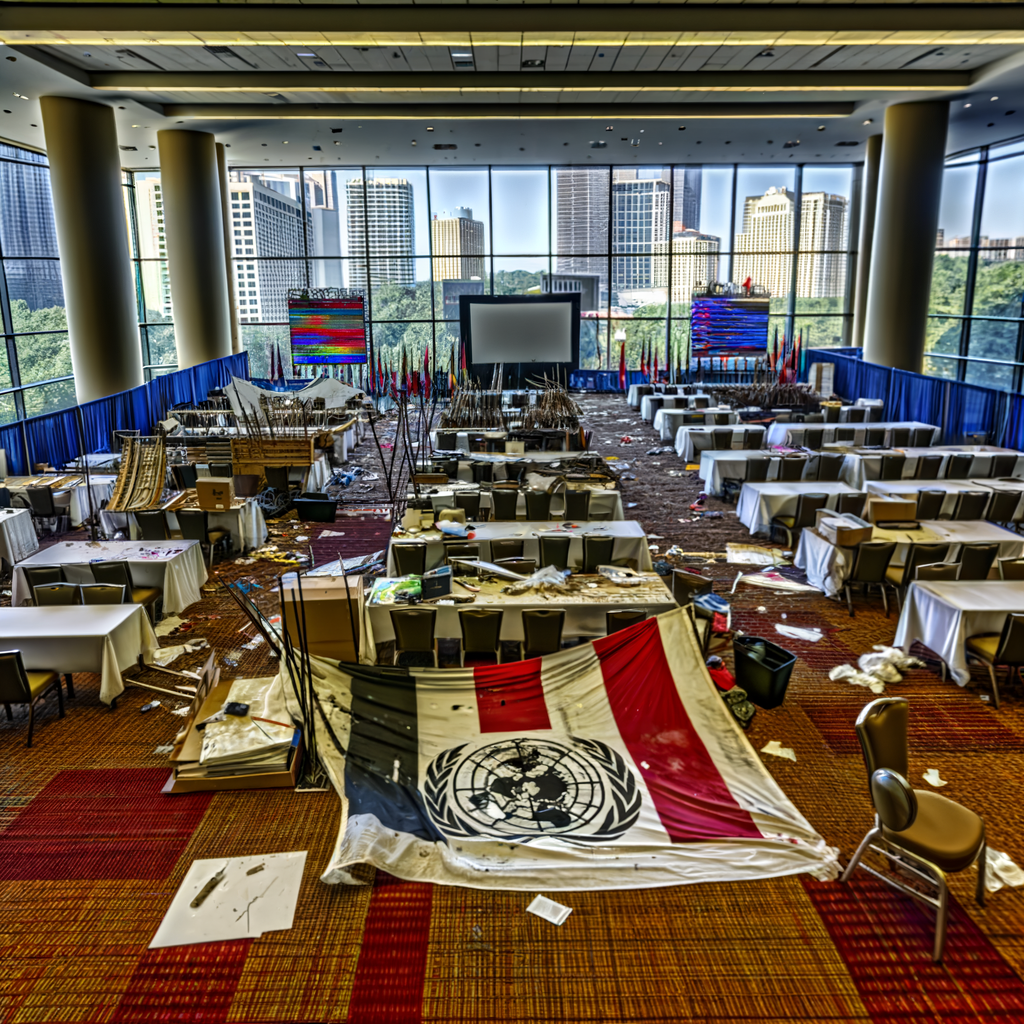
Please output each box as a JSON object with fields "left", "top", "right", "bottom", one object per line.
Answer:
{"left": 732, "top": 636, "right": 797, "bottom": 709}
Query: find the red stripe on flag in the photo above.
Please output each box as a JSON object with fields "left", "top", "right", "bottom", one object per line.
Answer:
{"left": 593, "top": 619, "right": 761, "bottom": 842}
{"left": 474, "top": 659, "right": 551, "bottom": 733}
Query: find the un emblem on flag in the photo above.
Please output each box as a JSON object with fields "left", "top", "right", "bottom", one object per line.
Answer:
{"left": 424, "top": 737, "right": 642, "bottom": 843}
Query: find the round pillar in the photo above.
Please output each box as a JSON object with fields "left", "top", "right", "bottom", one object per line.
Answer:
{"left": 157, "top": 129, "right": 232, "bottom": 368}
{"left": 863, "top": 102, "right": 949, "bottom": 371}
{"left": 39, "top": 96, "right": 142, "bottom": 403}
{"left": 851, "top": 133, "right": 882, "bottom": 350}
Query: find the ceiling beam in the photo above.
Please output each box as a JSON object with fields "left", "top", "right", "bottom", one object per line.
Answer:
{"left": 88, "top": 70, "right": 970, "bottom": 93}
{"left": 162, "top": 101, "right": 856, "bottom": 119}
{"left": 1, "top": 4, "right": 1023, "bottom": 44}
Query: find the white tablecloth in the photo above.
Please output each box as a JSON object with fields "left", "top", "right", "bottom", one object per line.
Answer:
{"left": 9, "top": 477, "right": 115, "bottom": 528}
{"left": 766, "top": 421, "right": 938, "bottom": 448}
{"left": 674, "top": 425, "right": 766, "bottom": 461}
{"left": 698, "top": 451, "right": 775, "bottom": 496}
{"left": 99, "top": 500, "right": 268, "bottom": 551}
{"left": 419, "top": 484, "right": 624, "bottom": 521}
{"left": 894, "top": 580, "right": 1024, "bottom": 685}
{"left": 454, "top": 450, "right": 587, "bottom": 484}
{"left": 364, "top": 573, "right": 676, "bottom": 649}
{"left": 0, "top": 507, "right": 39, "bottom": 565}
{"left": 795, "top": 520, "right": 1024, "bottom": 599}
{"left": 0, "top": 604, "right": 159, "bottom": 705}
{"left": 864, "top": 479, "right": 1002, "bottom": 518}
{"left": 387, "top": 520, "right": 652, "bottom": 575}
{"left": 655, "top": 408, "right": 739, "bottom": 438}
{"left": 11, "top": 539, "right": 207, "bottom": 614}
{"left": 627, "top": 384, "right": 653, "bottom": 409}
{"left": 840, "top": 448, "right": 1024, "bottom": 489}
{"left": 737, "top": 481, "right": 859, "bottom": 537}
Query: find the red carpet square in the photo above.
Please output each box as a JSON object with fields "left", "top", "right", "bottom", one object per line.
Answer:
{"left": 0, "top": 768, "right": 212, "bottom": 881}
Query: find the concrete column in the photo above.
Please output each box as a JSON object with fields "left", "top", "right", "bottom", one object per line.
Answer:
{"left": 851, "top": 133, "right": 882, "bottom": 350}
{"left": 39, "top": 96, "right": 142, "bottom": 403}
{"left": 216, "top": 142, "right": 242, "bottom": 355}
{"left": 157, "top": 129, "right": 232, "bottom": 368}
{"left": 863, "top": 102, "right": 949, "bottom": 371}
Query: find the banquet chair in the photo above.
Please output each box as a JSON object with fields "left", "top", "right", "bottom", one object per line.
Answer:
{"left": 494, "top": 557, "right": 537, "bottom": 575}
{"left": 805, "top": 453, "right": 844, "bottom": 482}
{"left": 583, "top": 535, "right": 616, "bottom": 573}
{"left": 945, "top": 453, "right": 974, "bottom": 478}
{"left": 435, "top": 431, "right": 458, "bottom": 452}
{"left": 841, "top": 697, "right": 986, "bottom": 962}
{"left": 33, "top": 582, "right": 81, "bottom": 606}
{"left": 986, "top": 490, "right": 1020, "bottom": 529}
{"left": 389, "top": 607, "right": 437, "bottom": 668}
{"left": 743, "top": 459, "right": 770, "bottom": 483}
{"left": 910, "top": 428, "right": 932, "bottom": 447}
{"left": 23, "top": 565, "right": 64, "bottom": 600}
{"left": 713, "top": 412, "right": 731, "bottom": 426}
{"left": 470, "top": 464, "right": 495, "bottom": 486}
{"left": 208, "top": 463, "right": 233, "bottom": 479}
{"left": 864, "top": 429, "right": 886, "bottom": 447}
{"left": 539, "top": 535, "right": 572, "bottom": 571}
{"left": 889, "top": 428, "right": 912, "bottom": 448}
{"left": 694, "top": 397, "right": 710, "bottom": 409}
{"left": 490, "top": 486, "right": 520, "bottom": 522}
{"left": 444, "top": 542, "right": 480, "bottom": 575}
{"left": 846, "top": 407, "right": 866, "bottom": 423}
{"left": 489, "top": 539, "right": 524, "bottom": 562}
{"left": 691, "top": 432, "right": 714, "bottom": 456}
{"left": 20, "top": 485, "right": 64, "bottom": 534}
{"left": 802, "top": 428, "right": 825, "bottom": 451}
{"left": 868, "top": 407, "right": 887, "bottom": 422}
{"left": 822, "top": 406, "right": 840, "bottom": 423}
{"left": 966, "top": 614, "right": 1024, "bottom": 708}
{"left": 177, "top": 509, "right": 231, "bottom": 568}
{"left": 915, "top": 490, "right": 946, "bottom": 521}
{"left": 606, "top": 609, "right": 646, "bottom": 635}
{"left": 885, "top": 543, "right": 950, "bottom": 610}
{"left": 805, "top": 413, "right": 825, "bottom": 424}
{"left": 914, "top": 455, "right": 943, "bottom": 480}
{"left": 989, "top": 454, "right": 1019, "bottom": 478}
{"left": 392, "top": 543, "right": 427, "bottom": 577}
{"left": 437, "top": 458, "right": 459, "bottom": 480}
{"left": 879, "top": 453, "right": 906, "bottom": 481}
{"left": 525, "top": 490, "right": 553, "bottom": 521}
{"left": 136, "top": 509, "right": 170, "bottom": 541}
{"left": 263, "top": 466, "right": 292, "bottom": 494}
{"left": 835, "top": 427, "right": 856, "bottom": 444}
{"left": 769, "top": 492, "right": 828, "bottom": 548}
{"left": 80, "top": 584, "right": 127, "bottom": 605}
{"left": 843, "top": 541, "right": 898, "bottom": 617}
{"left": 564, "top": 488, "right": 591, "bottom": 521}
{"left": 837, "top": 492, "right": 868, "bottom": 517}
{"left": 997, "top": 557, "right": 1024, "bottom": 580}
{"left": 522, "top": 609, "right": 565, "bottom": 660}
{"left": 712, "top": 428, "right": 734, "bottom": 451}
{"left": 778, "top": 457, "right": 807, "bottom": 482}
{"left": 0, "top": 650, "right": 67, "bottom": 748}
{"left": 459, "top": 608, "right": 504, "bottom": 666}
{"left": 170, "top": 463, "right": 199, "bottom": 490}
{"left": 0, "top": 487, "right": 10, "bottom": 508}
{"left": 914, "top": 562, "right": 960, "bottom": 582}
{"left": 455, "top": 491, "right": 483, "bottom": 522}
{"left": 742, "top": 429, "right": 764, "bottom": 449}
{"left": 91, "top": 561, "right": 163, "bottom": 623}
{"left": 957, "top": 543, "right": 999, "bottom": 581}
{"left": 947, "top": 490, "right": 990, "bottom": 522}
{"left": 683, "top": 413, "right": 705, "bottom": 425}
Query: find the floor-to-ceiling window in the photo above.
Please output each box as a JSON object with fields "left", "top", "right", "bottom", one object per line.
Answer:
{"left": 928, "top": 138, "right": 1024, "bottom": 391}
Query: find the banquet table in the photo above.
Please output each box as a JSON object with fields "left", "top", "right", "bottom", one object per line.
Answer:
{"left": 627, "top": 384, "right": 654, "bottom": 409}
{"left": 0, "top": 604, "right": 160, "bottom": 705}
{"left": 363, "top": 572, "right": 676, "bottom": 652}
{"left": 454, "top": 450, "right": 587, "bottom": 483}
{"left": 698, "top": 450, "right": 775, "bottom": 496}
{"left": 864, "top": 479, "right": 1006, "bottom": 518}
{"left": 99, "top": 499, "right": 268, "bottom": 551}
{"left": 795, "top": 520, "right": 1024, "bottom": 598}
{"left": 0, "top": 507, "right": 39, "bottom": 565}
{"left": 737, "top": 481, "right": 860, "bottom": 537}
{"left": 417, "top": 482, "right": 624, "bottom": 521}
{"left": 386, "top": 520, "right": 652, "bottom": 575}
{"left": 839, "top": 447, "right": 1024, "bottom": 489}
{"left": 641, "top": 394, "right": 730, "bottom": 420}
{"left": 11, "top": 539, "right": 207, "bottom": 614}
{"left": 654, "top": 408, "right": 739, "bottom": 439}
{"left": 894, "top": 580, "right": 1024, "bottom": 686}
{"left": 674, "top": 425, "right": 767, "bottom": 461}
{"left": 765, "top": 421, "right": 939, "bottom": 448}
{"left": 7, "top": 475, "right": 116, "bottom": 527}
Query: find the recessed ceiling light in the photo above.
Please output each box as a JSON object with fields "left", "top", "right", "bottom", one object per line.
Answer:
{"left": 964, "top": 103, "right": 972, "bottom": 108}
{"left": 282, "top": 141, "right": 288, "bottom": 144}
{"left": 426, "top": 126, "right": 434, "bottom": 131}
{"left": 817, "top": 125, "right": 826, "bottom": 131}
{"left": 991, "top": 96, "right": 999, "bottom": 101}
{"left": 862, "top": 118, "right": 873, "bottom": 125}
{"left": 296, "top": 52, "right": 316, "bottom": 57}
{"left": 605, "top": 126, "right": 613, "bottom": 131}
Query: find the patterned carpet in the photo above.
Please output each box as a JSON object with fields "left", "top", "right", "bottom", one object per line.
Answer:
{"left": 2, "top": 394, "right": 1024, "bottom": 1023}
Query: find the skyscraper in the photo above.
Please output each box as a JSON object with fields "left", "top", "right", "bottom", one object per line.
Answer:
{"left": 345, "top": 177, "right": 415, "bottom": 290}
{"left": 732, "top": 186, "right": 849, "bottom": 299}
{"left": 305, "top": 169, "right": 343, "bottom": 289}
{"left": 133, "top": 175, "right": 172, "bottom": 320}
{"left": 653, "top": 228, "right": 721, "bottom": 305}
{"left": 611, "top": 169, "right": 670, "bottom": 299}
{"left": 431, "top": 207, "right": 485, "bottom": 280}
{"left": 672, "top": 167, "right": 703, "bottom": 233}
{"left": 554, "top": 168, "right": 610, "bottom": 292}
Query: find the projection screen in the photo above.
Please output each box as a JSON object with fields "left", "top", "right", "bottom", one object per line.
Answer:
{"left": 468, "top": 302, "right": 573, "bottom": 364}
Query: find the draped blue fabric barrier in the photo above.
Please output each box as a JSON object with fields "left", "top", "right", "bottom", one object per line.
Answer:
{"left": 1002, "top": 395, "right": 1024, "bottom": 450}
{"left": 0, "top": 352, "right": 248, "bottom": 476}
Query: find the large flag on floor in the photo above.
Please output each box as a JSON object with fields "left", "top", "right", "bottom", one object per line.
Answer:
{"left": 282, "top": 609, "right": 838, "bottom": 890}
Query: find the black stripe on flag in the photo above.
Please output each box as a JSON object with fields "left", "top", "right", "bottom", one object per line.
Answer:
{"left": 344, "top": 665, "right": 444, "bottom": 842}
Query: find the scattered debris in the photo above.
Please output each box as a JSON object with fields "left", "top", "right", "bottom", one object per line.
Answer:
{"left": 760, "top": 740, "right": 797, "bottom": 762}
{"left": 775, "top": 624, "right": 824, "bottom": 643}
{"left": 526, "top": 895, "right": 573, "bottom": 926}
{"left": 922, "top": 769, "right": 947, "bottom": 788}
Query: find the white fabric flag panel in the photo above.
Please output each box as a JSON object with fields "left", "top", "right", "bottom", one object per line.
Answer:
{"left": 288, "top": 608, "right": 838, "bottom": 891}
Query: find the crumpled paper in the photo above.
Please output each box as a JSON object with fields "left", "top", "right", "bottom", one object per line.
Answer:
{"left": 980, "top": 848, "right": 1024, "bottom": 892}
{"left": 776, "top": 624, "right": 824, "bottom": 643}
{"left": 760, "top": 740, "right": 797, "bottom": 762}
{"left": 922, "top": 768, "right": 947, "bottom": 787}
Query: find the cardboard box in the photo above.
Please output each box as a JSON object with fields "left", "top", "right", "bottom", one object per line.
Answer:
{"left": 279, "top": 572, "right": 362, "bottom": 663}
{"left": 504, "top": 440, "right": 525, "bottom": 455}
{"left": 422, "top": 565, "right": 453, "bottom": 600}
{"left": 197, "top": 476, "right": 235, "bottom": 511}
{"left": 866, "top": 497, "right": 918, "bottom": 524}
{"left": 816, "top": 511, "right": 874, "bottom": 546}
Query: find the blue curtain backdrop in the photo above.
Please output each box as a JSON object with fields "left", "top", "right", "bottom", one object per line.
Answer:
{"left": 2, "top": 352, "right": 248, "bottom": 476}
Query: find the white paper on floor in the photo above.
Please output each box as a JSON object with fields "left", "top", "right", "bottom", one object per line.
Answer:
{"left": 760, "top": 740, "right": 797, "bottom": 762}
{"left": 979, "top": 848, "right": 1024, "bottom": 892}
{"left": 922, "top": 769, "right": 947, "bottom": 787}
{"left": 726, "top": 543, "right": 791, "bottom": 566}
{"left": 775, "top": 624, "right": 824, "bottom": 643}
{"left": 149, "top": 852, "right": 307, "bottom": 949}
{"left": 736, "top": 571, "right": 819, "bottom": 593}
{"left": 319, "top": 530, "right": 346, "bottom": 538}
{"left": 526, "top": 895, "right": 573, "bottom": 926}
{"left": 155, "top": 615, "right": 186, "bottom": 638}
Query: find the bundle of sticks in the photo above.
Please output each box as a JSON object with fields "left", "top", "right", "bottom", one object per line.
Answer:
{"left": 520, "top": 377, "right": 582, "bottom": 430}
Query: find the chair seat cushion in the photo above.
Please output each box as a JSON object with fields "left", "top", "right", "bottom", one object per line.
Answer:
{"left": 131, "top": 586, "right": 162, "bottom": 605}
{"left": 885, "top": 566, "right": 905, "bottom": 585}
{"left": 26, "top": 670, "right": 59, "bottom": 698}
{"left": 966, "top": 633, "right": 1000, "bottom": 660}
{"left": 773, "top": 516, "right": 795, "bottom": 528}
{"left": 882, "top": 789, "right": 985, "bottom": 873}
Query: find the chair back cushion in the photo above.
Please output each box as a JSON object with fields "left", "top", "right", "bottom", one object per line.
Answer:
{"left": 870, "top": 768, "right": 918, "bottom": 832}
{"left": 0, "top": 650, "right": 32, "bottom": 703}
{"left": 996, "top": 613, "right": 1024, "bottom": 664}
{"left": 851, "top": 541, "right": 897, "bottom": 583}
{"left": 855, "top": 697, "right": 909, "bottom": 783}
